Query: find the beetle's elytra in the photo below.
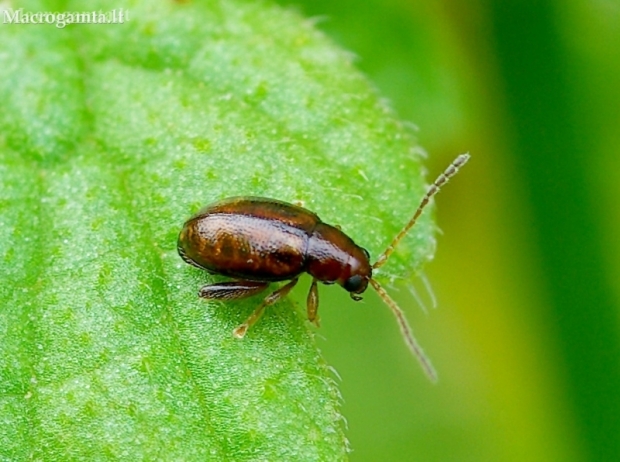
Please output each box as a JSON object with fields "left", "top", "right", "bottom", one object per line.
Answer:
{"left": 178, "top": 154, "right": 470, "bottom": 381}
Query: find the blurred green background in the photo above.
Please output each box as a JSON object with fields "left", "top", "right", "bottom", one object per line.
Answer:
{"left": 275, "top": 0, "right": 620, "bottom": 461}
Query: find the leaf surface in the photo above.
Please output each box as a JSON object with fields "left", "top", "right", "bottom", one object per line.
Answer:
{"left": 0, "top": 0, "right": 433, "bottom": 459}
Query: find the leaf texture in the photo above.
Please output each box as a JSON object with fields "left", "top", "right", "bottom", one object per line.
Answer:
{"left": 0, "top": 0, "right": 433, "bottom": 459}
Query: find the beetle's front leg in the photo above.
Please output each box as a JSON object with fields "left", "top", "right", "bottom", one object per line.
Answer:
{"left": 198, "top": 280, "right": 269, "bottom": 300}
{"left": 306, "top": 277, "right": 320, "bottom": 327}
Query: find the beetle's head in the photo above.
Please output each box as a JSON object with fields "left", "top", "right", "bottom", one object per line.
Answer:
{"left": 340, "top": 246, "right": 372, "bottom": 301}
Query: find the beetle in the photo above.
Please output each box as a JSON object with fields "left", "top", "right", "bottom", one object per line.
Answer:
{"left": 177, "top": 154, "right": 469, "bottom": 381}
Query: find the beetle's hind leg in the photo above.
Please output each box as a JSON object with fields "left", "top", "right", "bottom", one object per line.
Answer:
{"left": 233, "top": 278, "right": 299, "bottom": 339}
{"left": 198, "top": 280, "right": 270, "bottom": 300}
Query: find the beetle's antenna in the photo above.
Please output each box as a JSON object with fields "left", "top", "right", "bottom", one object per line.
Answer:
{"left": 373, "top": 154, "right": 470, "bottom": 269}
{"left": 369, "top": 278, "right": 438, "bottom": 382}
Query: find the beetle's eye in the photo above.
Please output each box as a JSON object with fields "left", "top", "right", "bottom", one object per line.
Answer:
{"left": 343, "top": 275, "right": 364, "bottom": 293}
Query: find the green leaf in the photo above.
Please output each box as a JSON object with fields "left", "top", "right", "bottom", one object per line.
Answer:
{"left": 0, "top": 0, "right": 434, "bottom": 459}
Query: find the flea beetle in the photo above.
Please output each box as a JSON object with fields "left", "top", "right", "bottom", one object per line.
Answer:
{"left": 178, "top": 154, "right": 469, "bottom": 381}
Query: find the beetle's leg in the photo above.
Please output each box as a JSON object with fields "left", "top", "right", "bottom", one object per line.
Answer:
{"left": 198, "top": 280, "right": 269, "bottom": 300}
{"left": 233, "top": 278, "right": 299, "bottom": 338}
{"left": 306, "top": 277, "right": 320, "bottom": 327}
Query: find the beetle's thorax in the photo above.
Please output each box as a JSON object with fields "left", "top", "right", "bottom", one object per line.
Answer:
{"left": 306, "top": 222, "right": 372, "bottom": 292}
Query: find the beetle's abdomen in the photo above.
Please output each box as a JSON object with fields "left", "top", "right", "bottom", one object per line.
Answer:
{"left": 178, "top": 197, "right": 319, "bottom": 281}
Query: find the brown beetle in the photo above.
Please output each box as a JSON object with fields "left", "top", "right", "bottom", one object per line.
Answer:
{"left": 178, "top": 154, "right": 469, "bottom": 381}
